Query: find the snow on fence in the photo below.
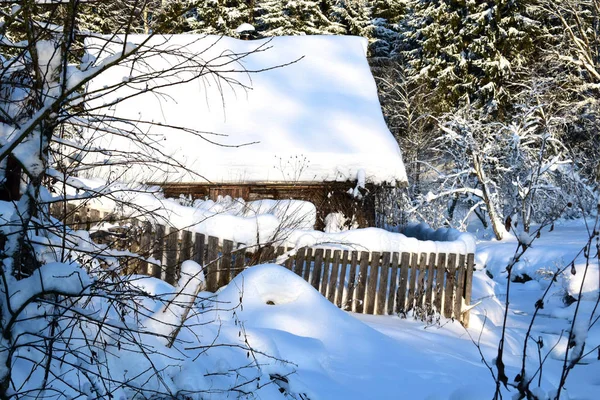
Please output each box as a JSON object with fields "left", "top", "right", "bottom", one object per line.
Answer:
{"left": 52, "top": 203, "right": 475, "bottom": 326}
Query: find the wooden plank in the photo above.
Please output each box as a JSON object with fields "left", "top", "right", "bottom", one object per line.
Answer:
{"left": 365, "top": 251, "right": 380, "bottom": 315}
{"left": 206, "top": 236, "right": 219, "bottom": 292}
{"left": 354, "top": 251, "right": 369, "bottom": 314}
{"left": 407, "top": 253, "right": 419, "bottom": 312}
{"left": 302, "top": 248, "right": 314, "bottom": 282}
{"left": 192, "top": 233, "right": 205, "bottom": 267}
{"left": 311, "top": 248, "right": 324, "bottom": 290}
{"left": 424, "top": 253, "right": 436, "bottom": 313}
{"left": 320, "top": 249, "right": 332, "bottom": 296}
{"left": 415, "top": 252, "right": 428, "bottom": 317}
{"left": 179, "top": 230, "right": 192, "bottom": 264}
{"left": 266, "top": 246, "right": 276, "bottom": 263}
{"left": 346, "top": 251, "right": 359, "bottom": 311}
{"left": 284, "top": 248, "right": 294, "bottom": 271}
{"left": 434, "top": 253, "right": 447, "bottom": 314}
{"left": 461, "top": 254, "right": 475, "bottom": 327}
{"left": 454, "top": 254, "right": 466, "bottom": 321}
{"left": 65, "top": 203, "right": 76, "bottom": 227}
{"left": 376, "top": 252, "right": 391, "bottom": 315}
{"left": 164, "top": 228, "right": 179, "bottom": 285}
{"left": 276, "top": 246, "right": 286, "bottom": 263}
{"left": 82, "top": 207, "right": 91, "bottom": 230}
{"left": 126, "top": 219, "right": 140, "bottom": 275}
{"left": 327, "top": 250, "right": 341, "bottom": 303}
{"left": 397, "top": 252, "right": 410, "bottom": 315}
{"left": 233, "top": 247, "right": 246, "bottom": 278}
{"left": 89, "top": 209, "right": 101, "bottom": 227}
{"left": 444, "top": 254, "right": 457, "bottom": 318}
{"left": 335, "top": 250, "right": 349, "bottom": 308}
{"left": 137, "top": 221, "right": 153, "bottom": 275}
{"left": 220, "top": 240, "right": 234, "bottom": 287}
{"left": 294, "top": 247, "right": 306, "bottom": 277}
{"left": 151, "top": 224, "right": 165, "bottom": 279}
{"left": 386, "top": 252, "right": 400, "bottom": 315}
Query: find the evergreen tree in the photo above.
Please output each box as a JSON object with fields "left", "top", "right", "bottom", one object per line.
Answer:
{"left": 403, "top": 0, "right": 539, "bottom": 113}
{"left": 330, "top": 0, "right": 373, "bottom": 37}
{"left": 255, "top": 0, "right": 343, "bottom": 36}
{"left": 370, "top": 0, "right": 406, "bottom": 57}
{"left": 195, "top": 0, "right": 252, "bottom": 35}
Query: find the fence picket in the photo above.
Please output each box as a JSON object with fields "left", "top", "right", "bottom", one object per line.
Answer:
{"left": 165, "top": 228, "right": 179, "bottom": 285}
{"left": 346, "top": 251, "right": 359, "bottom": 311}
{"left": 415, "top": 252, "right": 428, "bottom": 317}
{"left": 407, "top": 253, "right": 419, "bottom": 312}
{"left": 221, "top": 240, "right": 234, "bottom": 285}
{"left": 320, "top": 249, "right": 332, "bottom": 296}
{"left": 193, "top": 233, "right": 205, "bottom": 267}
{"left": 284, "top": 248, "right": 294, "bottom": 270}
{"left": 376, "top": 252, "right": 391, "bottom": 315}
{"left": 151, "top": 224, "right": 165, "bottom": 279}
{"left": 335, "top": 250, "right": 349, "bottom": 308}
{"left": 455, "top": 254, "right": 466, "bottom": 320}
{"left": 424, "top": 252, "right": 436, "bottom": 314}
{"left": 294, "top": 247, "right": 306, "bottom": 277}
{"left": 311, "top": 249, "right": 324, "bottom": 290}
{"left": 434, "top": 253, "right": 447, "bottom": 314}
{"left": 387, "top": 253, "right": 400, "bottom": 315}
{"left": 461, "top": 254, "right": 475, "bottom": 326}
{"left": 444, "top": 254, "right": 457, "bottom": 318}
{"left": 179, "top": 230, "right": 192, "bottom": 265}
{"left": 233, "top": 245, "right": 246, "bottom": 278}
{"left": 365, "top": 251, "right": 380, "bottom": 315}
{"left": 397, "top": 252, "right": 410, "bottom": 315}
{"left": 206, "top": 236, "right": 219, "bottom": 291}
{"left": 327, "top": 250, "right": 341, "bottom": 303}
{"left": 355, "top": 251, "right": 369, "bottom": 314}
{"left": 303, "top": 248, "right": 314, "bottom": 282}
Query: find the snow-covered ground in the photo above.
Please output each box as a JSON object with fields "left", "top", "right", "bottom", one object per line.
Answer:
{"left": 98, "top": 219, "right": 600, "bottom": 399}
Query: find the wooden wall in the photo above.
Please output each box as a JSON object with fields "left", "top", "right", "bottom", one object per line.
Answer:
{"left": 153, "top": 181, "right": 378, "bottom": 229}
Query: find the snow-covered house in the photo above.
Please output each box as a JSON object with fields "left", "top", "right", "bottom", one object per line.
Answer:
{"left": 82, "top": 35, "right": 407, "bottom": 228}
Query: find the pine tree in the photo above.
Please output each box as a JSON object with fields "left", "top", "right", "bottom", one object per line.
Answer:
{"left": 255, "top": 0, "right": 343, "bottom": 36}
{"left": 371, "top": 0, "right": 406, "bottom": 57}
{"left": 403, "top": 0, "right": 539, "bottom": 113}
{"left": 195, "top": 0, "right": 252, "bottom": 35}
{"left": 330, "top": 0, "right": 373, "bottom": 37}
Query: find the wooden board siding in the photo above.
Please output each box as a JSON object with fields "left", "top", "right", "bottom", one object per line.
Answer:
{"left": 151, "top": 181, "right": 381, "bottom": 229}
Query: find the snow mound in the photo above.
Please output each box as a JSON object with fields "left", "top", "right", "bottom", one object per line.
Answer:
{"left": 288, "top": 226, "right": 475, "bottom": 255}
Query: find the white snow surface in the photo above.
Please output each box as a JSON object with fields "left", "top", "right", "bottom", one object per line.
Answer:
{"left": 5, "top": 210, "right": 599, "bottom": 398}
{"left": 82, "top": 34, "right": 407, "bottom": 186}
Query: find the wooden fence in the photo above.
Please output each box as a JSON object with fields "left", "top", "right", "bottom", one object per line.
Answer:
{"left": 51, "top": 203, "right": 475, "bottom": 326}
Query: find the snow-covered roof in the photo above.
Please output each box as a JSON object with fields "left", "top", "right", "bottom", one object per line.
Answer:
{"left": 83, "top": 35, "right": 407, "bottom": 186}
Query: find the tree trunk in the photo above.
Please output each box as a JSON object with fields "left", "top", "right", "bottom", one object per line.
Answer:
{"left": 473, "top": 153, "right": 505, "bottom": 240}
